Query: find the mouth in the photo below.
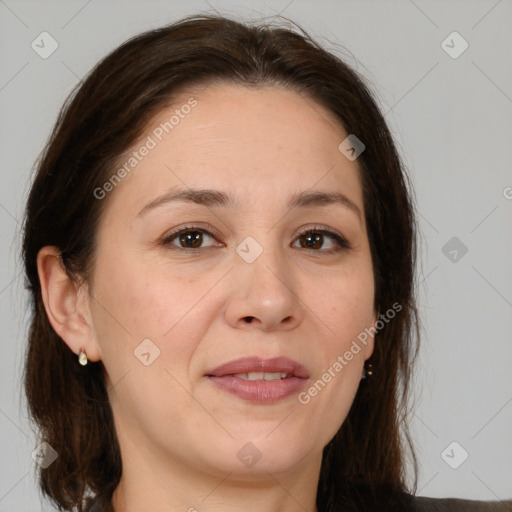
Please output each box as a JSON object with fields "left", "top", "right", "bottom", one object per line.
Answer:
{"left": 205, "top": 356, "right": 309, "bottom": 403}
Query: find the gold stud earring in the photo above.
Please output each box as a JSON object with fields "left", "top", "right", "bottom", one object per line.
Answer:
{"left": 361, "top": 362, "right": 373, "bottom": 379}
{"left": 78, "top": 347, "right": 88, "bottom": 366}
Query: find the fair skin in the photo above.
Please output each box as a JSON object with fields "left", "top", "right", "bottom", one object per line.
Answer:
{"left": 37, "top": 83, "right": 377, "bottom": 512}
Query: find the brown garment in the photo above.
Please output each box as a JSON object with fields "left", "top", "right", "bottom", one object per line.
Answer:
{"left": 412, "top": 496, "right": 512, "bottom": 511}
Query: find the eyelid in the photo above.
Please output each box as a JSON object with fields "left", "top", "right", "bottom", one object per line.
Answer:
{"left": 295, "top": 224, "right": 351, "bottom": 251}
{"left": 162, "top": 223, "right": 223, "bottom": 247}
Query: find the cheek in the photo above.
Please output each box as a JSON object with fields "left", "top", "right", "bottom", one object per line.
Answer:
{"left": 92, "top": 249, "right": 179, "bottom": 336}
{"left": 303, "top": 261, "right": 375, "bottom": 401}
{"left": 92, "top": 255, "right": 210, "bottom": 429}
{"left": 299, "top": 275, "right": 373, "bottom": 440}
{"left": 90, "top": 249, "right": 224, "bottom": 376}
{"left": 312, "top": 263, "right": 375, "bottom": 340}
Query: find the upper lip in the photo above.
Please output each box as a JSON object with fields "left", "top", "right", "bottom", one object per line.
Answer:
{"left": 206, "top": 356, "right": 310, "bottom": 379}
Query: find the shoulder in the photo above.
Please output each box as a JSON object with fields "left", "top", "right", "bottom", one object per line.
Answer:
{"left": 409, "top": 494, "right": 512, "bottom": 512}
{"left": 330, "top": 483, "right": 512, "bottom": 512}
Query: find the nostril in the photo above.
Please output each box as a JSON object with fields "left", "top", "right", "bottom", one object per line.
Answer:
{"left": 243, "top": 316, "right": 255, "bottom": 323}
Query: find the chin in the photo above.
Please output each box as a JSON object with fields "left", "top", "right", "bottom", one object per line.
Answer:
{"left": 193, "top": 431, "right": 316, "bottom": 479}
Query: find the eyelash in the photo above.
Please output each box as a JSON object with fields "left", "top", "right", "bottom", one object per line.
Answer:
{"left": 161, "top": 224, "right": 351, "bottom": 254}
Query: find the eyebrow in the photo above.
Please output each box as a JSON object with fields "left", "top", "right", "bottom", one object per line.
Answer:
{"left": 137, "top": 187, "right": 362, "bottom": 223}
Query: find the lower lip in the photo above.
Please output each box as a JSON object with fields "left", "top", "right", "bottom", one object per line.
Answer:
{"left": 207, "top": 375, "right": 307, "bottom": 403}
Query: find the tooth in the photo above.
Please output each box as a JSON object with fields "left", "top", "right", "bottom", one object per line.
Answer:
{"left": 247, "top": 372, "right": 264, "bottom": 381}
{"left": 233, "top": 372, "right": 289, "bottom": 381}
{"left": 263, "top": 372, "right": 283, "bottom": 381}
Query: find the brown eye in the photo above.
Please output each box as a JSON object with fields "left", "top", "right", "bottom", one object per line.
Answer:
{"left": 298, "top": 232, "right": 323, "bottom": 250}
{"left": 162, "top": 225, "right": 349, "bottom": 254}
{"left": 163, "top": 228, "right": 218, "bottom": 251}
{"left": 178, "top": 231, "right": 204, "bottom": 249}
{"left": 293, "top": 228, "right": 350, "bottom": 253}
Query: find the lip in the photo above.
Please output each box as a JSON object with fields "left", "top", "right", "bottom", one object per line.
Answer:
{"left": 205, "top": 356, "right": 310, "bottom": 404}
{"left": 206, "top": 356, "right": 310, "bottom": 379}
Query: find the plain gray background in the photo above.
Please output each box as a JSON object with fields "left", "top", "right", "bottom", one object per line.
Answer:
{"left": 1, "top": 0, "right": 511, "bottom": 510}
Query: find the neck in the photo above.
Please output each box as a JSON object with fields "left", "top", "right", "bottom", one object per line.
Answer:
{"left": 110, "top": 442, "right": 321, "bottom": 512}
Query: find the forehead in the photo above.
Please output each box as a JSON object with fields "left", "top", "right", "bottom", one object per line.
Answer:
{"left": 101, "top": 83, "right": 365, "bottom": 219}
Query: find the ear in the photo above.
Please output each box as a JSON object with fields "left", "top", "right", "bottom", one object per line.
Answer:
{"left": 36, "top": 246, "right": 102, "bottom": 362}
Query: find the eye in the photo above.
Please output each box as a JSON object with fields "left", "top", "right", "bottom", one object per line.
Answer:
{"left": 292, "top": 226, "right": 350, "bottom": 253}
{"left": 162, "top": 225, "right": 221, "bottom": 252}
{"left": 162, "top": 224, "right": 350, "bottom": 254}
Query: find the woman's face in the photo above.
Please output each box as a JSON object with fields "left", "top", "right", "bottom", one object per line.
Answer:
{"left": 87, "top": 83, "right": 377, "bottom": 479}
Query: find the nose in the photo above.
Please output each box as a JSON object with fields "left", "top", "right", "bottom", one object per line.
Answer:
{"left": 224, "top": 242, "right": 303, "bottom": 332}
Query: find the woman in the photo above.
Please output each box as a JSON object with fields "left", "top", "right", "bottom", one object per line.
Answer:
{"left": 21, "top": 14, "right": 511, "bottom": 512}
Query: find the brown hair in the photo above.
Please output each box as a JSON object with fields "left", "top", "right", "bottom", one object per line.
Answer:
{"left": 22, "top": 13, "right": 420, "bottom": 511}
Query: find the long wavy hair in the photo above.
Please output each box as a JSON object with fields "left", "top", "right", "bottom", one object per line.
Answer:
{"left": 22, "top": 13, "right": 421, "bottom": 512}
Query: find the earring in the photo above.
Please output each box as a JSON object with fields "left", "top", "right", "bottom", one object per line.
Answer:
{"left": 361, "top": 362, "right": 373, "bottom": 379}
{"left": 78, "top": 347, "right": 88, "bottom": 366}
